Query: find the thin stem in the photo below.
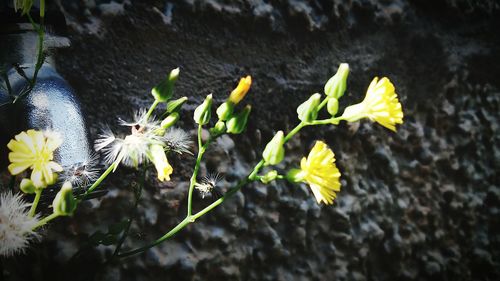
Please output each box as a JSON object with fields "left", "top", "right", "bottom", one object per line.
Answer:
{"left": 117, "top": 217, "right": 190, "bottom": 258}
{"left": 78, "top": 162, "right": 116, "bottom": 202}
{"left": 309, "top": 117, "right": 342, "bottom": 126}
{"left": 111, "top": 168, "right": 145, "bottom": 259}
{"left": 318, "top": 97, "right": 329, "bottom": 110}
{"left": 33, "top": 212, "right": 59, "bottom": 230}
{"left": 117, "top": 121, "right": 308, "bottom": 257}
{"left": 40, "top": 0, "right": 45, "bottom": 18}
{"left": 14, "top": 13, "right": 45, "bottom": 103}
{"left": 187, "top": 124, "right": 207, "bottom": 217}
{"left": 28, "top": 189, "right": 42, "bottom": 217}
{"left": 144, "top": 100, "right": 160, "bottom": 121}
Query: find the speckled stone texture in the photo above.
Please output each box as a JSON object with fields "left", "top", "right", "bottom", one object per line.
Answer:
{"left": 2, "top": 0, "right": 500, "bottom": 280}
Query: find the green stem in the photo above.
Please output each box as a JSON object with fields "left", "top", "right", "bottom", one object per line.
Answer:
{"left": 116, "top": 122, "right": 307, "bottom": 257}
{"left": 14, "top": 13, "right": 44, "bottom": 103}
{"left": 309, "top": 117, "right": 342, "bottom": 126}
{"left": 40, "top": 0, "right": 45, "bottom": 18}
{"left": 187, "top": 125, "right": 207, "bottom": 217}
{"left": 33, "top": 213, "right": 59, "bottom": 230}
{"left": 145, "top": 100, "right": 160, "bottom": 121}
{"left": 117, "top": 217, "right": 191, "bottom": 258}
{"left": 28, "top": 189, "right": 42, "bottom": 217}
{"left": 77, "top": 162, "right": 116, "bottom": 202}
{"left": 111, "top": 168, "right": 145, "bottom": 259}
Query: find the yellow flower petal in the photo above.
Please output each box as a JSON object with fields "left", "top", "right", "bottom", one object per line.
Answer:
{"left": 228, "top": 76, "right": 252, "bottom": 104}
{"left": 341, "top": 77, "right": 403, "bottom": 131}
{"left": 298, "top": 141, "right": 341, "bottom": 205}
{"left": 6, "top": 129, "right": 63, "bottom": 188}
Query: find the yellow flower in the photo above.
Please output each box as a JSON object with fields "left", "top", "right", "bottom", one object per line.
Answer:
{"left": 7, "top": 130, "right": 63, "bottom": 188}
{"left": 291, "top": 141, "right": 341, "bottom": 205}
{"left": 341, "top": 77, "right": 403, "bottom": 131}
{"left": 228, "top": 76, "right": 252, "bottom": 104}
{"left": 149, "top": 144, "right": 173, "bottom": 182}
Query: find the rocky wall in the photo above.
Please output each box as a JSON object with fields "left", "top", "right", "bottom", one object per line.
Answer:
{"left": 2, "top": 0, "right": 500, "bottom": 280}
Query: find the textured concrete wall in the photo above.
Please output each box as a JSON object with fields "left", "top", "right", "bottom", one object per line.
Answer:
{"left": 3, "top": 0, "right": 500, "bottom": 280}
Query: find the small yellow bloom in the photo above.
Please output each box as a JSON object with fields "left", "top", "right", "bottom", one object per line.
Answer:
{"left": 149, "top": 144, "right": 173, "bottom": 182}
{"left": 7, "top": 130, "right": 63, "bottom": 188}
{"left": 228, "top": 76, "right": 252, "bottom": 104}
{"left": 293, "top": 141, "right": 341, "bottom": 205}
{"left": 341, "top": 77, "right": 403, "bottom": 131}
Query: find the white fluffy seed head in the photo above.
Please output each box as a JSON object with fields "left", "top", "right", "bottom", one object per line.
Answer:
{"left": 94, "top": 110, "right": 166, "bottom": 168}
{"left": 0, "top": 192, "right": 40, "bottom": 257}
{"left": 163, "top": 127, "right": 192, "bottom": 155}
{"left": 195, "top": 173, "right": 222, "bottom": 198}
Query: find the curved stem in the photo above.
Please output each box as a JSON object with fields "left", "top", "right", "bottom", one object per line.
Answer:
{"left": 33, "top": 213, "right": 59, "bottom": 230}
{"left": 117, "top": 121, "right": 307, "bottom": 257}
{"left": 77, "top": 162, "right": 116, "bottom": 202}
{"left": 187, "top": 125, "right": 207, "bottom": 217}
{"left": 29, "top": 189, "right": 42, "bottom": 217}
{"left": 145, "top": 100, "right": 160, "bottom": 121}
{"left": 117, "top": 217, "right": 190, "bottom": 258}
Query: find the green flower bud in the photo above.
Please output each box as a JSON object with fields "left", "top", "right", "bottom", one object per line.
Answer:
{"left": 286, "top": 168, "right": 304, "bottom": 183}
{"left": 161, "top": 112, "right": 180, "bottom": 130}
{"left": 20, "top": 178, "right": 36, "bottom": 194}
{"left": 194, "top": 94, "right": 213, "bottom": 125}
{"left": 324, "top": 63, "right": 349, "bottom": 99}
{"left": 262, "top": 131, "right": 285, "bottom": 165}
{"left": 210, "top": 121, "right": 226, "bottom": 137}
{"left": 216, "top": 101, "right": 235, "bottom": 121}
{"left": 327, "top": 98, "right": 339, "bottom": 116}
{"left": 226, "top": 105, "right": 251, "bottom": 134}
{"left": 152, "top": 67, "right": 180, "bottom": 102}
{"left": 260, "top": 170, "right": 278, "bottom": 184}
{"left": 166, "top": 96, "right": 188, "bottom": 113}
{"left": 52, "top": 182, "right": 77, "bottom": 216}
{"left": 297, "top": 93, "right": 321, "bottom": 122}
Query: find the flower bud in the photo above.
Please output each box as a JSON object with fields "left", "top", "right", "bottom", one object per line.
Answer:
{"left": 161, "top": 112, "right": 180, "bottom": 130}
{"left": 216, "top": 101, "right": 234, "bottom": 121}
{"left": 53, "top": 182, "right": 77, "bottom": 216}
{"left": 262, "top": 131, "right": 285, "bottom": 166}
{"left": 20, "top": 178, "right": 36, "bottom": 194}
{"left": 226, "top": 105, "right": 251, "bottom": 134}
{"left": 210, "top": 121, "right": 226, "bottom": 137}
{"left": 327, "top": 98, "right": 339, "bottom": 116}
{"left": 297, "top": 93, "right": 321, "bottom": 122}
{"left": 260, "top": 170, "right": 278, "bottom": 184}
{"left": 228, "top": 76, "right": 252, "bottom": 104}
{"left": 193, "top": 94, "right": 213, "bottom": 125}
{"left": 148, "top": 144, "right": 173, "bottom": 182}
{"left": 324, "top": 63, "right": 349, "bottom": 99}
{"left": 166, "top": 96, "right": 188, "bottom": 113}
{"left": 152, "top": 67, "right": 180, "bottom": 102}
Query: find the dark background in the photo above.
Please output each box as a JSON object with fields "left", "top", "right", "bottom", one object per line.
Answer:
{"left": 2, "top": 0, "right": 500, "bottom": 280}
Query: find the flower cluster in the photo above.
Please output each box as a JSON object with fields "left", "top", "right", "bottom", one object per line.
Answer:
{"left": 0, "top": 63, "right": 404, "bottom": 258}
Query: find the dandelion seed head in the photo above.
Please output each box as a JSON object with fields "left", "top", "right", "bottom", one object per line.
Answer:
{"left": 195, "top": 173, "right": 222, "bottom": 198}
{"left": 94, "top": 110, "right": 165, "bottom": 167}
{"left": 163, "top": 127, "right": 192, "bottom": 155}
{"left": 0, "top": 192, "right": 40, "bottom": 257}
{"left": 61, "top": 153, "right": 100, "bottom": 188}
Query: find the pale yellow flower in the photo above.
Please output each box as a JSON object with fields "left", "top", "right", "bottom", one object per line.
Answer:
{"left": 228, "top": 76, "right": 252, "bottom": 104}
{"left": 148, "top": 144, "right": 173, "bottom": 182}
{"left": 7, "top": 130, "right": 63, "bottom": 188}
{"left": 293, "top": 141, "right": 341, "bottom": 205}
{"left": 341, "top": 77, "right": 403, "bottom": 131}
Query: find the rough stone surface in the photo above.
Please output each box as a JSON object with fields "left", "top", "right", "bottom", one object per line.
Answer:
{"left": 1, "top": 0, "right": 500, "bottom": 280}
